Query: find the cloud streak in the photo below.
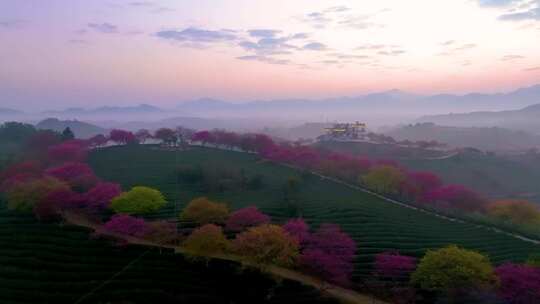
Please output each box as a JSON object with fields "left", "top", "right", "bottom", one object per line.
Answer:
{"left": 477, "top": 0, "right": 540, "bottom": 21}
{"left": 88, "top": 23, "right": 118, "bottom": 34}
{"left": 155, "top": 27, "right": 237, "bottom": 46}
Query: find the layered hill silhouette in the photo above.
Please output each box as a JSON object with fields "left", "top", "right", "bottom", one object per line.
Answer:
{"left": 385, "top": 123, "right": 540, "bottom": 152}
{"left": 36, "top": 118, "right": 107, "bottom": 139}
{"left": 417, "top": 104, "right": 540, "bottom": 134}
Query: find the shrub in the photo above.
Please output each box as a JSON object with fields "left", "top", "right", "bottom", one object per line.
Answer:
{"left": 225, "top": 206, "right": 270, "bottom": 232}
{"left": 110, "top": 186, "right": 166, "bottom": 214}
{"left": 183, "top": 224, "right": 230, "bottom": 257}
{"left": 179, "top": 197, "right": 229, "bottom": 225}
{"left": 233, "top": 224, "right": 299, "bottom": 267}
{"left": 411, "top": 245, "right": 496, "bottom": 292}
{"left": 103, "top": 214, "right": 148, "bottom": 237}
{"left": 495, "top": 263, "right": 540, "bottom": 304}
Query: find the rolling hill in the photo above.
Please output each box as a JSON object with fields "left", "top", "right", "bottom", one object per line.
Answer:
{"left": 384, "top": 122, "right": 540, "bottom": 152}
{"left": 88, "top": 145, "right": 540, "bottom": 281}
{"left": 417, "top": 104, "right": 540, "bottom": 134}
{"left": 36, "top": 118, "right": 107, "bottom": 139}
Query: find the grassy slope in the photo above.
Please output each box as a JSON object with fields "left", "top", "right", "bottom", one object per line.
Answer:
{"left": 0, "top": 206, "right": 337, "bottom": 304}
{"left": 89, "top": 145, "right": 540, "bottom": 281}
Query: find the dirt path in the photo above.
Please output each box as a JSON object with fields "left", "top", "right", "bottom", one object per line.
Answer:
{"left": 63, "top": 212, "right": 388, "bottom": 304}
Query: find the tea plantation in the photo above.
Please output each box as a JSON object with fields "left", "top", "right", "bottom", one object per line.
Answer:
{"left": 0, "top": 204, "right": 337, "bottom": 304}
{"left": 88, "top": 145, "right": 540, "bottom": 281}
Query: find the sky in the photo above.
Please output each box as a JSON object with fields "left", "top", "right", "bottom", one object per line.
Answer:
{"left": 1, "top": 0, "right": 540, "bottom": 110}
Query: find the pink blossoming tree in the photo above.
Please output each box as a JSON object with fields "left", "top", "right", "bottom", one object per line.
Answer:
{"left": 225, "top": 206, "right": 271, "bottom": 232}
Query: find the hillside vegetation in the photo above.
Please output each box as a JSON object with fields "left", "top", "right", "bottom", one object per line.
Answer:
{"left": 318, "top": 141, "right": 540, "bottom": 204}
{"left": 88, "top": 145, "right": 540, "bottom": 281}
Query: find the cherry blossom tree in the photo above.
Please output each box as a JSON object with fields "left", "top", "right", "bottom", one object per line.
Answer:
{"left": 191, "top": 130, "right": 213, "bottom": 146}
{"left": 23, "top": 130, "right": 62, "bottom": 161}
{"left": 103, "top": 214, "right": 149, "bottom": 238}
{"left": 33, "top": 188, "right": 82, "bottom": 221}
{"left": 373, "top": 251, "right": 417, "bottom": 282}
{"left": 225, "top": 206, "right": 270, "bottom": 232}
{"left": 282, "top": 218, "right": 311, "bottom": 247}
{"left": 495, "top": 263, "right": 540, "bottom": 304}
{"left": 176, "top": 126, "right": 195, "bottom": 149}
{"left": 109, "top": 129, "right": 136, "bottom": 145}
{"left": 4, "top": 176, "right": 69, "bottom": 212}
{"left": 82, "top": 182, "right": 122, "bottom": 211}
{"left": 403, "top": 171, "right": 442, "bottom": 199}
{"left": 135, "top": 129, "right": 152, "bottom": 144}
{"left": 88, "top": 134, "right": 108, "bottom": 148}
{"left": 422, "top": 185, "right": 488, "bottom": 212}
{"left": 0, "top": 160, "right": 42, "bottom": 183}
{"left": 299, "top": 224, "right": 356, "bottom": 286}
{"left": 154, "top": 128, "right": 177, "bottom": 146}
{"left": 44, "top": 162, "right": 99, "bottom": 192}
{"left": 48, "top": 142, "right": 88, "bottom": 163}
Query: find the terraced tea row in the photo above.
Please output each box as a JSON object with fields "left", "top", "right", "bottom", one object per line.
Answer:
{"left": 0, "top": 207, "right": 336, "bottom": 304}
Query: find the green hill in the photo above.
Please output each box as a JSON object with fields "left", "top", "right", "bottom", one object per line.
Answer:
{"left": 88, "top": 145, "right": 540, "bottom": 281}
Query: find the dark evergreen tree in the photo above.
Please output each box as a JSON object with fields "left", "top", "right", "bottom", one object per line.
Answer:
{"left": 61, "top": 127, "right": 75, "bottom": 141}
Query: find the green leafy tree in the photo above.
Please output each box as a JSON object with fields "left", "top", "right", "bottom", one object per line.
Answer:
{"left": 179, "top": 197, "right": 229, "bottom": 225}
{"left": 110, "top": 186, "right": 166, "bottom": 214}
{"left": 5, "top": 177, "right": 69, "bottom": 212}
{"left": 411, "top": 245, "right": 496, "bottom": 292}
{"left": 183, "top": 224, "right": 230, "bottom": 258}
{"left": 361, "top": 165, "right": 405, "bottom": 194}
{"left": 232, "top": 224, "right": 299, "bottom": 267}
